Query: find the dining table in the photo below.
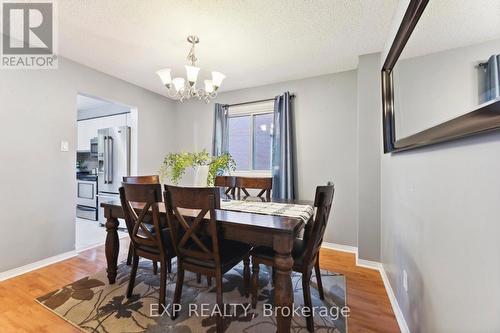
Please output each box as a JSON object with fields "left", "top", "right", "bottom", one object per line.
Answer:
{"left": 100, "top": 196, "right": 313, "bottom": 333}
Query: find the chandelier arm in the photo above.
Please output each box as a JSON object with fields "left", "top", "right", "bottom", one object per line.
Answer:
{"left": 167, "top": 89, "right": 179, "bottom": 99}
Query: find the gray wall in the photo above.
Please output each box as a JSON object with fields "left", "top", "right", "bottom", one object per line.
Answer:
{"left": 381, "top": 136, "right": 500, "bottom": 332}
{"left": 380, "top": 3, "right": 500, "bottom": 331}
{"left": 357, "top": 53, "right": 382, "bottom": 261}
{"left": 394, "top": 38, "right": 500, "bottom": 138}
{"left": 175, "top": 72, "right": 359, "bottom": 247}
{"left": 0, "top": 57, "right": 176, "bottom": 273}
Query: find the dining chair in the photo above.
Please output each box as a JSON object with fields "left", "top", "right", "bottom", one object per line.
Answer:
{"left": 214, "top": 175, "right": 237, "bottom": 198}
{"left": 235, "top": 176, "right": 272, "bottom": 201}
{"left": 123, "top": 175, "right": 160, "bottom": 184}
{"left": 163, "top": 185, "right": 252, "bottom": 333}
{"left": 250, "top": 184, "right": 335, "bottom": 332}
{"left": 119, "top": 182, "right": 177, "bottom": 308}
{"left": 122, "top": 175, "right": 163, "bottom": 274}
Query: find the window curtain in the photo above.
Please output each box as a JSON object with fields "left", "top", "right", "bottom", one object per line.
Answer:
{"left": 485, "top": 54, "right": 500, "bottom": 102}
{"left": 212, "top": 103, "right": 229, "bottom": 156}
{"left": 272, "top": 92, "right": 295, "bottom": 200}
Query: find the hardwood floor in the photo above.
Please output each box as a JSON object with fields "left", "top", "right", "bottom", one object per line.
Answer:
{"left": 0, "top": 239, "right": 399, "bottom": 332}
{"left": 319, "top": 248, "right": 400, "bottom": 333}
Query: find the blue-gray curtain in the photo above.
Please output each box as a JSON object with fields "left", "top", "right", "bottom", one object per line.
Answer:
{"left": 272, "top": 92, "right": 295, "bottom": 200}
{"left": 485, "top": 54, "right": 500, "bottom": 102}
{"left": 212, "top": 103, "right": 229, "bottom": 156}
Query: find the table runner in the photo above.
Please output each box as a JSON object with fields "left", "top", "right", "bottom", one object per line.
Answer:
{"left": 221, "top": 199, "right": 314, "bottom": 222}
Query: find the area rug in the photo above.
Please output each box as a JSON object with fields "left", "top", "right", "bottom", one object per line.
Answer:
{"left": 36, "top": 259, "right": 347, "bottom": 333}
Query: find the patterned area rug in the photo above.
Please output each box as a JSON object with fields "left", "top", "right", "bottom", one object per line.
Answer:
{"left": 36, "top": 259, "right": 347, "bottom": 332}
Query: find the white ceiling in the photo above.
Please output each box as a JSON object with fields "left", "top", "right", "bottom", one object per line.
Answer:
{"left": 57, "top": 0, "right": 398, "bottom": 97}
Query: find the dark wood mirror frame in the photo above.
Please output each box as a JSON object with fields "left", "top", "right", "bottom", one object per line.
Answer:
{"left": 382, "top": 0, "right": 500, "bottom": 153}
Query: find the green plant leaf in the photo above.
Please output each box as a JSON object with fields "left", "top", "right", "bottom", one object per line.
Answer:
{"left": 160, "top": 150, "right": 235, "bottom": 186}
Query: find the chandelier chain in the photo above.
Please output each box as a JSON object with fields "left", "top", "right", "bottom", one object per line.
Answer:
{"left": 187, "top": 42, "right": 197, "bottom": 66}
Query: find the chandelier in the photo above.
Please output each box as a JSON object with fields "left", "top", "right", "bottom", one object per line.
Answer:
{"left": 156, "top": 35, "right": 225, "bottom": 103}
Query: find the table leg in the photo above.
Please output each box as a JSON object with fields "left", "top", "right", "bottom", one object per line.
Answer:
{"left": 273, "top": 235, "right": 294, "bottom": 333}
{"left": 105, "top": 216, "right": 120, "bottom": 284}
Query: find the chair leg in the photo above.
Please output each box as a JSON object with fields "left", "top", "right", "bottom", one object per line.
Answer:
{"left": 126, "top": 255, "right": 139, "bottom": 298}
{"left": 167, "top": 258, "right": 172, "bottom": 274}
{"left": 159, "top": 260, "right": 167, "bottom": 308}
{"left": 251, "top": 258, "right": 260, "bottom": 309}
{"left": 215, "top": 270, "right": 224, "bottom": 333}
{"left": 207, "top": 275, "right": 212, "bottom": 287}
{"left": 196, "top": 273, "right": 201, "bottom": 284}
{"left": 302, "top": 271, "right": 314, "bottom": 332}
{"left": 172, "top": 261, "right": 184, "bottom": 320}
{"left": 272, "top": 266, "right": 276, "bottom": 286}
{"left": 315, "top": 258, "right": 325, "bottom": 300}
{"left": 153, "top": 260, "right": 158, "bottom": 275}
{"left": 243, "top": 255, "right": 250, "bottom": 297}
{"left": 126, "top": 243, "right": 134, "bottom": 265}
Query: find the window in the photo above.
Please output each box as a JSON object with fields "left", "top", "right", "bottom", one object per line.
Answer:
{"left": 227, "top": 101, "right": 274, "bottom": 171}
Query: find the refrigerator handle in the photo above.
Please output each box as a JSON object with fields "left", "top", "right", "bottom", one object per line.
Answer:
{"left": 103, "top": 136, "right": 108, "bottom": 184}
{"left": 108, "top": 136, "right": 113, "bottom": 184}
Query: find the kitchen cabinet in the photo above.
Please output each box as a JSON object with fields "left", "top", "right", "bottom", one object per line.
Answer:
{"left": 77, "top": 114, "right": 128, "bottom": 151}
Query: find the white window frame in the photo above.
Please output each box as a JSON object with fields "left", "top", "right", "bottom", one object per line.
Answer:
{"left": 227, "top": 101, "right": 274, "bottom": 176}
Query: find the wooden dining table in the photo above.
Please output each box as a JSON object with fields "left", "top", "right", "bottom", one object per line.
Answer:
{"left": 101, "top": 197, "right": 312, "bottom": 333}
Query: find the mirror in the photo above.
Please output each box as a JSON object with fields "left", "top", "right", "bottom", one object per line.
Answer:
{"left": 382, "top": 0, "right": 500, "bottom": 153}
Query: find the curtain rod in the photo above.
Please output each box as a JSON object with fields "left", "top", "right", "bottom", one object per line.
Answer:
{"left": 225, "top": 94, "right": 295, "bottom": 108}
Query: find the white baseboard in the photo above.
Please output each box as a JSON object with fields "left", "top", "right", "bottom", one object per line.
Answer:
{"left": 356, "top": 257, "right": 383, "bottom": 270}
{"left": 76, "top": 232, "right": 129, "bottom": 253}
{"left": 379, "top": 264, "right": 410, "bottom": 333}
{"left": 321, "top": 242, "right": 410, "bottom": 333}
{"left": 0, "top": 250, "right": 77, "bottom": 282}
{"left": 321, "top": 241, "right": 358, "bottom": 254}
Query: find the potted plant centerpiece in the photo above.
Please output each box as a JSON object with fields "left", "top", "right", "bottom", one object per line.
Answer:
{"left": 159, "top": 150, "right": 235, "bottom": 186}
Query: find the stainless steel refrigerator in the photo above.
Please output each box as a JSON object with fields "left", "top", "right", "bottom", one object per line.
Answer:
{"left": 97, "top": 126, "right": 130, "bottom": 226}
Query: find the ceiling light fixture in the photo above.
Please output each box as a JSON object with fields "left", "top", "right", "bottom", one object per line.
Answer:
{"left": 156, "top": 35, "right": 225, "bottom": 103}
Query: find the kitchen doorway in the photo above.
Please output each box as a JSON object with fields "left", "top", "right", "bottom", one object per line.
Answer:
{"left": 75, "top": 93, "right": 137, "bottom": 251}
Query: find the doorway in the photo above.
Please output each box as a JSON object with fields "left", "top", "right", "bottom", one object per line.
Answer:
{"left": 75, "top": 93, "right": 137, "bottom": 251}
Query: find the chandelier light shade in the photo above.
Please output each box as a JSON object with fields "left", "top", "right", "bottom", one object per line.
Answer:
{"left": 185, "top": 65, "right": 200, "bottom": 86}
{"left": 204, "top": 80, "right": 214, "bottom": 94}
{"left": 211, "top": 71, "right": 226, "bottom": 89}
{"left": 156, "top": 35, "right": 225, "bottom": 103}
{"left": 156, "top": 68, "right": 172, "bottom": 88}
{"left": 172, "top": 77, "right": 185, "bottom": 92}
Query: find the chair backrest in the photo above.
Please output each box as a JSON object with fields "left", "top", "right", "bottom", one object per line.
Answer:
{"left": 236, "top": 177, "right": 272, "bottom": 201}
{"left": 303, "top": 184, "right": 335, "bottom": 266}
{"left": 214, "top": 175, "right": 237, "bottom": 196}
{"left": 163, "top": 185, "right": 222, "bottom": 268}
{"left": 119, "top": 183, "right": 167, "bottom": 257}
{"left": 123, "top": 175, "right": 160, "bottom": 184}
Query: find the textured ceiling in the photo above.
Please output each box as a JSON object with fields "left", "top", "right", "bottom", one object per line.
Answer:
{"left": 57, "top": 0, "right": 397, "bottom": 97}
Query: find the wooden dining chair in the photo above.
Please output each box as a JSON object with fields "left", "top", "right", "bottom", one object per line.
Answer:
{"left": 214, "top": 175, "right": 237, "bottom": 197}
{"left": 236, "top": 176, "right": 272, "bottom": 201}
{"left": 250, "top": 184, "right": 335, "bottom": 332}
{"left": 122, "top": 175, "right": 162, "bottom": 274}
{"left": 163, "top": 185, "right": 252, "bottom": 333}
{"left": 119, "top": 183, "right": 177, "bottom": 308}
{"left": 123, "top": 175, "right": 160, "bottom": 184}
